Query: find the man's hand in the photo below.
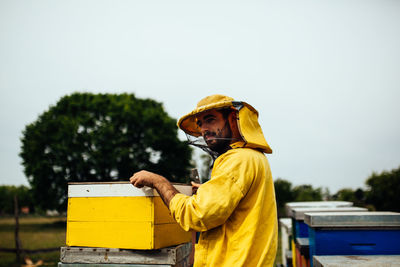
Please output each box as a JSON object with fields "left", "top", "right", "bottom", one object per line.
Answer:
{"left": 129, "top": 170, "right": 179, "bottom": 208}
{"left": 130, "top": 170, "right": 163, "bottom": 189}
{"left": 191, "top": 181, "right": 201, "bottom": 194}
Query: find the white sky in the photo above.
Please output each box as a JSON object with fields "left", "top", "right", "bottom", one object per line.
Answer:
{"left": 1, "top": 0, "right": 399, "bottom": 193}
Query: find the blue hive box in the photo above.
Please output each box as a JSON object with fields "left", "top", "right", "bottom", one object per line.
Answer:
{"left": 304, "top": 212, "right": 400, "bottom": 267}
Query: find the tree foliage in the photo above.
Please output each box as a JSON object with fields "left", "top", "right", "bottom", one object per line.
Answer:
{"left": 292, "top": 184, "right": 323, "bottom": 202}
{"left": 273, "top": 178, "right": 295, "bottom": 217}
{"left": 20, "top": 93, "right": 192, "bottom": 211}
{"left": 365, "top": 166, "right": 400, "bottom": 212}
{"left": 273, "top": 178, "right": 323, "bottom": 217}
{"left": 332, "top": 187, "right": 367, "bottom": 208}
{"left": 273, "top": 166, "right": 400, "bottom": 217}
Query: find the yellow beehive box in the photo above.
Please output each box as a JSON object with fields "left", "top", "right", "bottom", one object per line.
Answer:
{"left": 66, "top": 182, "right": 191, "bottom": 249}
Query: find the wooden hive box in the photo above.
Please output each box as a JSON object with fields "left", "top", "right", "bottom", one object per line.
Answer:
{"left": 66, "top": 182, "right": 192, "bottom": 250}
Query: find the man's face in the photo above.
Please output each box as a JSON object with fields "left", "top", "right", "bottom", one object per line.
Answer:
{"left": 196, "top": 109, "right": 232, "bottom": 154}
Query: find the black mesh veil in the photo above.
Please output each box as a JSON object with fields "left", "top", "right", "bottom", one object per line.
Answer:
{"left": 186, "top": 133, "right": 219, "bottom": 161}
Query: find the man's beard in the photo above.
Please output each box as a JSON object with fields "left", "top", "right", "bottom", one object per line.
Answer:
{"left": 204, "top": 122, "right": 232, "bottom": 155}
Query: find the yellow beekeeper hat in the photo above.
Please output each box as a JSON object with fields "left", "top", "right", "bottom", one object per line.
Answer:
{"left": 177, "top": 94, "right": 272, "bottom": 154}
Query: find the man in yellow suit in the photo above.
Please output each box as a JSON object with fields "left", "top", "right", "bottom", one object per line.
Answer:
{"left": 130, "top": 95, "right": 278, "bottom": 267}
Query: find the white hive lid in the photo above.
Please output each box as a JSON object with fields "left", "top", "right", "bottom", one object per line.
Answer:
{"left": 285, "top": 201, "right": 353, "bottom": 217}
{"left": 304, "top": 211, "right": 400, "bottom": 228}
{"left": 68, "top": 182, "right": 192, "bottom": 198}
{"left": 292, "top": 206, "right": 367, "bottom": 220}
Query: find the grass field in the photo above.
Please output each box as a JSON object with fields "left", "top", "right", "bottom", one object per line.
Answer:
{"left": 0, "top": 216, "right": 283, "bottom": 266}
{"left": 0, "top": 216, "right": 66, "bottom": 267}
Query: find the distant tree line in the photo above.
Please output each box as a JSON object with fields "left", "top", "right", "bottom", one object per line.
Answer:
{"left": 274, "top": 165, "right": 400, "bottom": 217}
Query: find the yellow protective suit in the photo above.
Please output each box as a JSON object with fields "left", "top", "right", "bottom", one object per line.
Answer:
{"left": 170, "top": 95, "right": 278, "bottom": 267}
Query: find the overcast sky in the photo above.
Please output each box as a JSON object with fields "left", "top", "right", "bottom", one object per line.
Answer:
{"left": 1, "top": 0, "right": 399, "bottom": 193}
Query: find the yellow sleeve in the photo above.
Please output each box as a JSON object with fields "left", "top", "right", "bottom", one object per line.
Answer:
{"left": 169, "top": 150, "right": 252, "bottom": 232}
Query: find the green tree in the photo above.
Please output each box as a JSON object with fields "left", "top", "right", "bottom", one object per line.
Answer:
{"left": 292, "top": 184, "right": 323, "bottom": 202}
{"left": 273, "top": 179, "right": 325, "bottom": 217}
{"left": 334, "top": 188, "right": 356, "bottom": 201}
{"left": 365, "top": 166, "right": 400, "bottom": 212}
{"left": 332, "top": 187, "right": 366, "bottom": 208}
{"left": 20, "top": 93, "right": 192, "bottom": 211}
{"left": 274, "top": 178, "right": 295, "bottom": 217}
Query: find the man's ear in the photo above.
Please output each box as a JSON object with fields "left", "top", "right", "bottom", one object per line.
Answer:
{"left": 228, "top": 111, "right": 241, "bottom": 140}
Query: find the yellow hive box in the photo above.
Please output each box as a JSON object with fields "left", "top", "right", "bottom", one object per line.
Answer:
{"left": 66, "top": 182, "right": 192, "bottom": 249}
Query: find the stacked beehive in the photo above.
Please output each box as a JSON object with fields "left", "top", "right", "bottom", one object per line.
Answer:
{"left": 60, "top": 182, "right": 192, "bottom": 267}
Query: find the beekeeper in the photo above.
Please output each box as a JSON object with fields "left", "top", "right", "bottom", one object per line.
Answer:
{"left": 130, "top": 94, "right": 277, "bottom": 267}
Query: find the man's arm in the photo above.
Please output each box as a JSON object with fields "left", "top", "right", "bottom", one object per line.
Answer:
{"left": 130, "top": 170, "right": 179, "bottom": 208}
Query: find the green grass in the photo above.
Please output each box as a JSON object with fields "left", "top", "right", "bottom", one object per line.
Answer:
{"left": 276, "top": 227, "right": 282, "bottom": 266}
{"left": 0, "top": 216, "right": 66, "bottom": 267}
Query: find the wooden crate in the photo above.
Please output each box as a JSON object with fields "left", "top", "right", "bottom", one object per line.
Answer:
{"left": 59, "top": 243, "right": 191, "bottom": 266}
{"left": 66, "top": 182, "right": 191, "bottom": 250}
